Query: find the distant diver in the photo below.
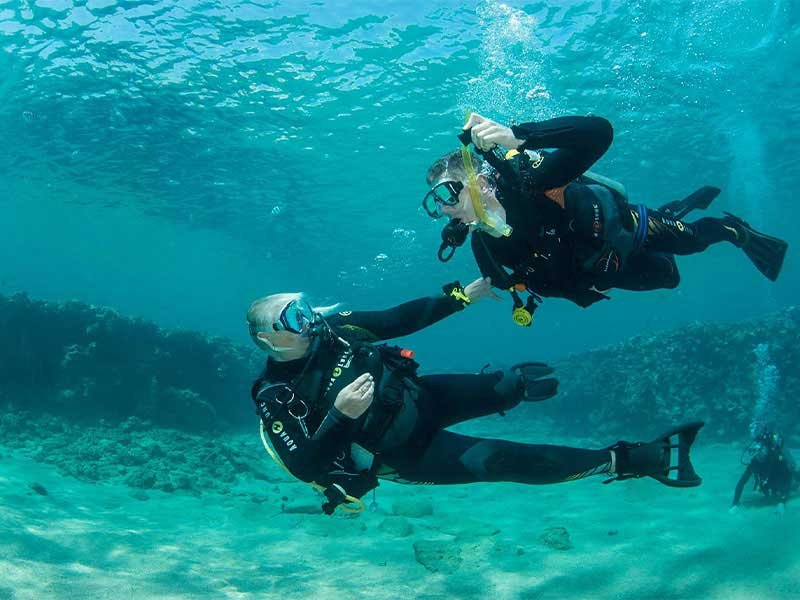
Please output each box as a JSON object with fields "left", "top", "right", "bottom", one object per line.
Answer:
{"left": 731, "top": 430, "right": 798, "bottom": 515}
{"left": 422, "top": 113, "right": 789, "bottom": 326}
{"left": 246, "top": 282, "right": 703, "bottom": 515}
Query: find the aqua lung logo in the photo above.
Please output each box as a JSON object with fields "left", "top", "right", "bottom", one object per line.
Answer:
{"left": 324, "top": 349, "right": 354, "bottom": 394}
{"left": 270, "top": 421, "right": 298, "bottom": 452}
{"left": 279, "top": 429, "right": 298, "bottom": 452}
{"left": 339, "top": 311, "right": 352, "bottom": 316}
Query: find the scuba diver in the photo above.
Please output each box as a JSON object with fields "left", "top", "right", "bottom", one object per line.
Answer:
{"left": 423, "top": 113, "right": 789, "bottom": 326}
{"left": 731, "top": 430, "right": 798, "bottom": 515}
{"left": 246, "top": 278, "right": 704, "bottom": 515}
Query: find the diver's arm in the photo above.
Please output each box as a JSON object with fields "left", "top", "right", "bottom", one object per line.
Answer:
{"left": 326, "top": 287, "right": 470, "bottom": 342}
{"left": 732, "top": 464, "right": 753, "bottom": 506}
{"left": 511, "top": 116, "right": 613, "bottom": 190}
{"left": 268, "top": 407, "right": 358, "bottom": 483}
{"left": 257, "top": 388, "right": 358, "bottom": 483}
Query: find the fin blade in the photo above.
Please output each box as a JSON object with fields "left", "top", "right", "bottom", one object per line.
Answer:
{"left": 659, "top": 186, "right": 721, "bottom": 219}
{"left": 743, "top": 235, "right": 788, "bottom": 281}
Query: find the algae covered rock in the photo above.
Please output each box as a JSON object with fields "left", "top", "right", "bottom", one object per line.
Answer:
{"left": 125, "top": 470, "right": 156, "bottom": 489}
{"left": 378, "top": 516, "right": 413, "bottom": 537}
{"left": 0, "top": 292, "right": 260, "bottom": 432}
{"left": 539, "top": 526, "right": 572, "bottom": 551}
{"left": 413, "top": 539, "right": 462, "bottom": 573}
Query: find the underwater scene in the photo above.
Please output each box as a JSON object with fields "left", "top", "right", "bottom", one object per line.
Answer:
{"left": 1, "top": 0, "right": 799, "bottom": 598}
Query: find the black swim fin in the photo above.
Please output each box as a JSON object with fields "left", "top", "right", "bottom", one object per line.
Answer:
{"left": 489, "top": 362, "right": 559, "bottom": 404}
{"left": 605, "top": 421, "right": 704, "bottom": 488}
{"left": 723, "top": 212, "right": 788, "bottom": 282}
{"left": 658, "top": 186, "right": 721, "bottom": 220}
{"left": 514, "top": 362, "right": 559, "bottom": 401}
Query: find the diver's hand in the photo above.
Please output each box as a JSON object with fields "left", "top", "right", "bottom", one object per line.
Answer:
{"left": 334, "top": 373, "right": 374, "bottom": 418}
{"left": 464, "top": 112, "right": 525, "bottom": 152}
{"left": 728, "top": 505, "right": 740, "bottom": 515}
{"left": 464, "top": 276, "right": 500, "bottom": 303}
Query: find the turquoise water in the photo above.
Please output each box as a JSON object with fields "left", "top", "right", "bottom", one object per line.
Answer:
{"left": 1, "top": 2, "right": 799, "bottom": 598}
{"left": 1, "top": 0, "right": 797, "bottom": 364}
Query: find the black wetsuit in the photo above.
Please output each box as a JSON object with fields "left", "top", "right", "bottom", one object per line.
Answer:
{"left": 251, "top": 291, "right": 613, "bottom": 505}
{"left": 732, "top": 448, "right": 797, "bottom": 507}
{"left": 472, "top": 116, "right": 738, "bottom": 307}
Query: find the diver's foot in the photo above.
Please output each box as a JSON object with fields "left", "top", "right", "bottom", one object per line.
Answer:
{"left": 722, "top": 212, "right": 788, "bottom": 281}
{"left": 609, "top": 439, "right": 669, "bottom": 480}
{"left": 721, "top": 213, "right": 751, "bottom": 247}
{"left": 489, "top": 362, "right": 559, "bottom": 405}
{"left": 606, "top": 422, "right": 704, "bottom": 487}
{"left": 514, "top": 362, "right": 559, "bottom": 402}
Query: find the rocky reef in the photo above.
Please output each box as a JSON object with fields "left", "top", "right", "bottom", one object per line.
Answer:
{"left": 0, "top": 292, "right": 262, "bottom": 432}
{"left": 549, "top": 307, "right": 800, "bottom": 442}
{"left": 1, "top": 292, "right": 797, "bottom": 443}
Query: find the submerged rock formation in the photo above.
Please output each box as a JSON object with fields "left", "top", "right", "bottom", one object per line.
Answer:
{"left": 0, "top": 292, "right": 262, "bottom": 432}
{"left": 549, "top": 307, "right": 800, "bottom": 442}
{"left": 1, "top": 292, "right": 797, "bottom": 442}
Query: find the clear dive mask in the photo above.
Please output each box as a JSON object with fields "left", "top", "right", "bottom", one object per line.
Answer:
{"left": 274, "top": 298, "right": 318, "bottom": 336}
{"left": 422, "top": 180, "right": 464, "bottom": 219}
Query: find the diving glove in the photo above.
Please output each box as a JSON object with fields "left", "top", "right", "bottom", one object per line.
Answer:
{"left": 491, "top": 361, "right": 559, "bottom": 403}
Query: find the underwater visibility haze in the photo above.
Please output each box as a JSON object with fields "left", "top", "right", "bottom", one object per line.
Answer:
{"left": 1, "top": 1, "right": 799, "bottom": 598}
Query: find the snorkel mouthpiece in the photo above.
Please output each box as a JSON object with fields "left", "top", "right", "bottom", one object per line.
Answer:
{"left": 437, "top": 219, "right": 469, "bottom": 262}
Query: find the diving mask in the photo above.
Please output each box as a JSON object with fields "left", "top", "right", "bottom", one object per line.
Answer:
{"left": 422, "top": 180, "right": 464, "bottom": 219}
{"left": 274, "top": 298, "right": 318, "bottom": 336}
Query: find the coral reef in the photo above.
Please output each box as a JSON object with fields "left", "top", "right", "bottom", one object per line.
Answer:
{"left": 2, "top": 292, "right": 797, "bottom": 443}
{"left": 0, "top": 293, "right": 262, "bottom": 432}
{"left": 0, "top": 411, "right": 281, "bottom": 497}
{"left": 548, "top": 307, "right": 800, "bottom": 442}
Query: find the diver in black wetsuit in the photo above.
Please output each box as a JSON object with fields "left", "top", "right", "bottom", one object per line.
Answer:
{"left": 246, "top": 279, "right": 703, "bottom": 515}
{"left": 422, "top": 113, "right": 788, "bottom": 322}
{"left": 731, "top": 431, "right": 798, "bottom": 515}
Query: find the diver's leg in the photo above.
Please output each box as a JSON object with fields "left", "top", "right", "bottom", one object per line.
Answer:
{"left": 392, "top": 430, "right": 613, "bottom": 485}
{"left": 641, "top": 208, "right": 787, "bottom": 280}
{"left": 417, "top": 371, "right": 557, "bottom": 429}
{"left": 389, "top": 423, "right": 704, "bottom": 487}
{"left": 602, "top": 251, "right": 680, "bottom": 292}
{"left": 416, "top": 374, "right": 521, "bottom": 428}
{"left": 642, "top": 209, "right": 737, "bottom": 255}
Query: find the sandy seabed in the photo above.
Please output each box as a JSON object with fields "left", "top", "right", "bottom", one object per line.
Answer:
{"left": 1, "top": 424, "right": 798, "bottom": 600}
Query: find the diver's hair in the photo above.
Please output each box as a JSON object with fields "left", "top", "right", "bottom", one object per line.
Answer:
{"left": 426, "top": 150, "right": 484, "bottom": 185}
{"left": 246, "top": 293, "right": 341, "bottom": 354}
{"left": 247, "top": 293, "right": 302, "bottom": 353}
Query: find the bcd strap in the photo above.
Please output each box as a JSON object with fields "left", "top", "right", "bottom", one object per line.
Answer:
{"left": 359, "top": 344, "right": 418, "bottom": 447}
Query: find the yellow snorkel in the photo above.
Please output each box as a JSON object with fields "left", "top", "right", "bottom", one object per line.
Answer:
{"left": 460, "top": 116, "right": 512, "bottom": 238}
